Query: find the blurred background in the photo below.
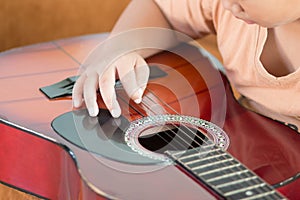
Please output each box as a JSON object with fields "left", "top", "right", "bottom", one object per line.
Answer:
{"left": 0, "top": 0, "right": 130, "bottom": 52}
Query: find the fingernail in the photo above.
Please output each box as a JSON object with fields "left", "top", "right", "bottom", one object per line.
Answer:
{"left": 73, "top": 99, "right": 81, "bottom": 107}
{"left": 111, "top": 108, "right": 121, "bottom": 118}
{"left": 134, "top": 88, "right": 143, "bottom": 104}
{"left": 134, "top": 98, "right": 142, "bottom": 104}
{"left": 88, "top": 108, "right": 98, "bottom": 117}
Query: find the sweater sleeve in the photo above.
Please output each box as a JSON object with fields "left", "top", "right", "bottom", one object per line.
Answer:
{"left": 153, "top": 0, "right": 216, "bottom": 39}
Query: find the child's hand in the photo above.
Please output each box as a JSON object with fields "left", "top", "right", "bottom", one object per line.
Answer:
{"left": 72, "top": 52, "right": 150, "bottom": 118}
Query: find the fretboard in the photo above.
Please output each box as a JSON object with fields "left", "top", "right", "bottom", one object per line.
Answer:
{"left": 165, "top": 142, "right": 286, "bottom": 200}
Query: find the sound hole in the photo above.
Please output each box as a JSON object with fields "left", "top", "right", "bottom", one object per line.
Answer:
{"left": 138, "top": 124, "right": 208, "bottom": 154}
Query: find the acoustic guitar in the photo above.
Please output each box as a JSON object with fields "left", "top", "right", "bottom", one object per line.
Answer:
{"left": 0, "top": 33, "right": 299, "bottom": 200}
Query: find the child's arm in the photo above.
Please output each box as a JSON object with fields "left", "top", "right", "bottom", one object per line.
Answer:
{"left": 72, "top": 0, "right": 173, "bottom": 117}
{"left": 111, "top": 0, "right": 172, "bottom": 38}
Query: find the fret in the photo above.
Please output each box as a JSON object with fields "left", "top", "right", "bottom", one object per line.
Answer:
{"left": 170, "top": 143, "right": 216, "bottom": 158}
{"left": 201, "top": 142, "right": 216, "bottom": 149}
{"left": 176, "top": 152, "right": 199, "bottom": 161}
{"left": 165, "top": 147, "right": 286, "bottom": 199}
{"left": 189, "top": 155, "right": 235, "bottom": 174}
{"left": 239, "top": 191, "right": 285, "bottom": 200}
{"left": 216, "top": 178, "right": 268, "bottom": 195}
{"left": 215, "top": 176, "right": 258, "bottom": 189}
{"left": 227, "top": 186, "right": 284, "bottom": 200}
{"left": 205, "top": 169, "right": 249, "bottom": 183}
{"left": 187, "top": 152, "right": 227, "bottom": 165}
{"left": 189, "top": 158, "right": 234, "bottom": 171}
{"left": 224, "top": 183, "right": 266, "bottom": 196}
{"left": 199, "top": 165, "right": 250, "bottom": 182}
{"left": 177, "top": 147, "right": 220, "bottom": 162}
{"left": 180, "top": 150, "right": 229, "bottom": 167}
{"left": 207, "top": 171, "right": 258, "bottom": 188}
{"left": 197, "top": 163, "right": 241, "bottom": 176}
{"left": 184, "top": 152, "right": 229, "bottom": 166}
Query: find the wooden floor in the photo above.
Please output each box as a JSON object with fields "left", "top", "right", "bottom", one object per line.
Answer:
{"left": 0, "top": 183, "right": 40, "bottom": 200}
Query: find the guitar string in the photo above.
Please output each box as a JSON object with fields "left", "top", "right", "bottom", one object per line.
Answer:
{"left": 114, "top": 84, "right": 216, "bottom": 153}
{"left": 146, "top": 87, "right": 280, "bottom": 198}
{"left": 52, "top": 41, "right": 195, "bottom": 158}
{"left": 116, "top": 90, "right": 194, "bottom": 152}
{"left": 138, "top": 89, "right": 211, "bottom": 149}
{"left": 141, "top": 87, "right": 276, "bottom": 197}
{"left": 146, "top": 89, "right": 282, "bottom": 199}
{"left": 114, "top": 90, "right": 262, "bottom": 199}
{"left": 98, "top": 73, "right": 274, "bottom": 197}
{"left": 115, "top": 86, "right": 212, "bottom": 151}
{"left": 54, "top": 40, "right": 277, "bottom": 198}
{"left": 116, "top": 87, "right": 273, "bottom": 198}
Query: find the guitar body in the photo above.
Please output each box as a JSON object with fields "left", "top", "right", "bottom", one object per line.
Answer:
{"left": 0, "top": 33, "right": 300, "bottom": 199}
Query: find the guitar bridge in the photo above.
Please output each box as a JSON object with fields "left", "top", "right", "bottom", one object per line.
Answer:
{"left": 39, "top": 65, "right": 167, "bottom": 99}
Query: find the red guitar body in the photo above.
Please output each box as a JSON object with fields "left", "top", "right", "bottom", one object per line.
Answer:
{"left": 0, "top": 33, "right": 300, "bottom": 199}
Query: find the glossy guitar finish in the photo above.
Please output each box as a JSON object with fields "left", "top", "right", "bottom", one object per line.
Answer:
{"left": 0, "top": 33, "right": 300, "bottom": 199}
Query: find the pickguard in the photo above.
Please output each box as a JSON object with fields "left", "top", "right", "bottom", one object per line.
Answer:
{"left": 52, "top": 109, "right": 163, "bottom": 165}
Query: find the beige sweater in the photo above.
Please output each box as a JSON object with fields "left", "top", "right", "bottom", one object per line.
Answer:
{"left": 154, "top": 0, "right": 300, "bottom": 132}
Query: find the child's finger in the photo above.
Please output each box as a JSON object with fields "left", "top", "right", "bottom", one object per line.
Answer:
{"left": 99, "top": 67, "right": 121, "bottom": 118}
{"left": 72, "top": 74, "right": 86, "bottom": 108}
{"left": 83, "top": 73, "right": 99, "bottom": 117}
{"left": 116, "top": 54, "right": 147, "bottom": 103}
{"left": 134, "top": 55, "right": 150, "bottom": 101}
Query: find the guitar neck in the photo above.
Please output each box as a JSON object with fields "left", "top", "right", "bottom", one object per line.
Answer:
{"left": 165, "top": 143, "right": 285, "bottom": 200}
